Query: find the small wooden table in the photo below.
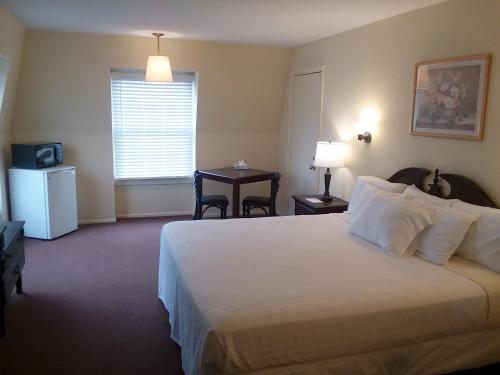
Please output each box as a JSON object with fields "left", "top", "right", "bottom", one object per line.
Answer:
{"left": 292, "top": 195, "right": 349, "bottom": 215}
{"left": 197, "top": 168, "right": 275, "bottom": 218}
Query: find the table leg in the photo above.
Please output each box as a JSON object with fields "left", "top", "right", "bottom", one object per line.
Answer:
{"left": 0, "top": 281, "right": 5, "bottom": 337}
{"left": 232, "top": 183, "right": 240, "bottom": 218}
{"left": 16, "top": 273, "right": 23, "bottom": 294}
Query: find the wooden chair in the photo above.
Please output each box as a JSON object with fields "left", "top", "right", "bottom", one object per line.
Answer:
{"left": 193, "top": 170, "right": 229, "bottom": 220}
{"left": 242, "top": 172, "right": 281, "bottom": 218}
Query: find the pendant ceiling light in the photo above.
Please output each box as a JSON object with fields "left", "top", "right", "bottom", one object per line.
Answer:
{"left": 145, "top": 33, "right": 173, "bottom": 82}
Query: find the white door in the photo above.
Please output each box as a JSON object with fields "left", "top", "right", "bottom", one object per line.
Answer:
{"left": 45, "top": 168, "right": 78, "bottom": 239}
{"left": 288, "top": 71, "right": 323, "bottom": 210}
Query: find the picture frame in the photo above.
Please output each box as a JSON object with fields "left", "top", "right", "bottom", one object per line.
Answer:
{"left": 410, "top": 54, "right": 490, "bottom": 141}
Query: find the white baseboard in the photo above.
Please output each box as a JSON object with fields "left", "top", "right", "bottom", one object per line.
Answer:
{"left": 81, "top": 211, "right": 219, "bottom": 223}
{"left": 276, "top": 209, "right": 289, "bottom": 216}
{"left": 85, "top": 209, "right": 284, "bottom": 222}
{"left": 116, "top": 211, "right": 232, "bottom": 219}
{"left": 78, "top": 218, "right": 117, "bottom": 225}
{"left": 116, "top": 211, "right": 192, "bottom": 219}
{"left": 200, "top": 212, "right": 226, "bottom": 218}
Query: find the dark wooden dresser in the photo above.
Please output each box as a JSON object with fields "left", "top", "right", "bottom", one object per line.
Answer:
{"left": 292, "top": 195, "right": 349, "bottom": 215}
{"left": 0, "top": 221, "right": 25, "bottom": 337}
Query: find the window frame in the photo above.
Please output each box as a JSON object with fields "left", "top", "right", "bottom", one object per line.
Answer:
{"left": 110, "top": 68, "right": 198, "bottom": 183}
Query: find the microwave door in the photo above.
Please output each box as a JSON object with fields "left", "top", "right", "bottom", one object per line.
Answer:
{"left": 36, "top": 147, "right": 55, "bottom": 167}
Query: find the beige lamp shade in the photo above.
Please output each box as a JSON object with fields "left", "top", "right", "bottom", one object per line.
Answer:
{"left": 314, "top": 141, "right": 345, "bottom": 168}
{"left": 145, "top": 55, "right": 173, "bottom": 82}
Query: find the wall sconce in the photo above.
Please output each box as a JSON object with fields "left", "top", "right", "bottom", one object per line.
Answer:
{"left": 357, "top": 130, "right": 372, "bottom": 143}
{"left": 354, "top": 108, "right": 377, "bottom": 143}
{"left": 354, "top": 122, "right": 372, "bottom": 143}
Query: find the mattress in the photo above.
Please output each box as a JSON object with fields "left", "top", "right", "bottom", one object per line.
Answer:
{"left": 158, "top": 213, "right": 500, "bottom": 375}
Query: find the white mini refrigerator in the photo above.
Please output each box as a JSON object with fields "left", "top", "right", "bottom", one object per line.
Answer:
{"left": 9, "top": 166, "right": 78, "bottom": 239}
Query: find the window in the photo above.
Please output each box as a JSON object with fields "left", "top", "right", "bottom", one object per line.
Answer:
{"left": 0, "top": 56, "right": 9, "bottom": 220}
{"left": 0, "top": 56, "right": 9, "bottom": 117}
{"left": 111, "top": 69, "right": 196, "bottom": 180}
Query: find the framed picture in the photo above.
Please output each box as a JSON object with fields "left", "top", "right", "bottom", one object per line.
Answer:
{"left": 411, "top": 54, "right": 490, "bottom": 140}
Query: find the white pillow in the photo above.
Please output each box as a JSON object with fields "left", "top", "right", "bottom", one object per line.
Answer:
{"left": 415, "top": 205, "right": 478, "bottom": 265}
{"left": 403, "top": 184, "right": 453, "bottom": 207}
{"left": 348, "top": 176, "right": 407, "bottom": 217}
{"left": 347, "top": 182, "right": 380, "bottom": 220}
{"left": 348, "top": 185, "right": 433, "bottom": 256}
{"left": 453, "top": 200, "right": 500, "bottom": 273}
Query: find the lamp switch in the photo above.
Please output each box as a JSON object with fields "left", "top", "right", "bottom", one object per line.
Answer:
{"left": 435, "top": 164, "right": 444, "bottom": 173}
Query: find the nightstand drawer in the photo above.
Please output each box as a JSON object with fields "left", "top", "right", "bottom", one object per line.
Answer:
{"left": 2, "top": 238, "right": 24, "bottom": 274}
{"left": 294, "top": 201, "right": 315, "bottom": 215}
{"left": 292, "top": 195, "right": 349, "bottom": 216}
{"left": 2, "top": 242, "right": 24, "bottom": 301}
{"left": 2, "top": 263, "right": 22, "bottom": 301}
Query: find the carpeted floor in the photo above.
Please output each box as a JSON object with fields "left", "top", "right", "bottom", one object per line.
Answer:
{"left": 0, "top": 217, "right": 187, "bottom": 375}
{"left": 1, "top": 217, "right": 498, "bottom": 375}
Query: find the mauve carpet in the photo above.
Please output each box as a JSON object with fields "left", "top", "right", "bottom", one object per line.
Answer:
{"left": 0, "top": 217, "right": 186, "bottom": 375}
{"left": 1, "top": 217, "right": 498, "bottom": 375}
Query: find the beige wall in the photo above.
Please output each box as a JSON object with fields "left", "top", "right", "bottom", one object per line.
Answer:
{"left": 11, "top": 31, "right": 290, "bottom": 222}
{"left": 0, "top": 6, "right": 25, "bottom": 220}
{"left": 279, "top": 0, "right": 500, "bottom": 213}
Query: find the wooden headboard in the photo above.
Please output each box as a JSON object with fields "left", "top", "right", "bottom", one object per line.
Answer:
{"left": 387, "top": 167, "right": 497, "bottom": 208}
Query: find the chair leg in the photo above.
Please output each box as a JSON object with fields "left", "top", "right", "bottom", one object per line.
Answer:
{"left": 220, "top": 206, "right": 224, "bottom": 219}
{"left": 201, "top": 205, "right": 211, "bottom": 220}
{"left": 193, "top": 203, "right": 200, "bottom": 220}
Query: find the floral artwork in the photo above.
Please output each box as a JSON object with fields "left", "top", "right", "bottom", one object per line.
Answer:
{"left": 411, "top": 55, "right": 490, "bottom": 140}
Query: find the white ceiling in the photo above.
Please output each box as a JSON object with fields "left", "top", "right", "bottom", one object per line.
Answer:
{"left": 1, "top": 0, "right": 447, "bottom": 47}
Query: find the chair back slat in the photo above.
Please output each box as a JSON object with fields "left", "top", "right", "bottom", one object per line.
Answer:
{"left": 271, "top": 172, "right": 281, "bottom": 201}
{"left": 193, "top": 170, "right": 202, "bottom": 202}
{"left": 193, "top": 170, "right": 228, "bottom": 219}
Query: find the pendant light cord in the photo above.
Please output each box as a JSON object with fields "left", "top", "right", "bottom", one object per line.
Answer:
{"left": 152, "top": 32, "right": 164, "bottom": 56}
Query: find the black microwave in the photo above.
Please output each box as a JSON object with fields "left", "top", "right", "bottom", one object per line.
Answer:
{"left": 11, "top": 143, "right": 63, "bottom": 169}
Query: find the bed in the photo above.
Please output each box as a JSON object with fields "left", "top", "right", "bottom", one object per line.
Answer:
{"left": 158, "top": 168, "right": 500, "bottom": 375}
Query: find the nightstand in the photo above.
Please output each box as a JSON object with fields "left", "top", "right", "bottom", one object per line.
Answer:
{"left": 1, "top": 221, "right": 25, "bottom": 337}
{"left": 292, "top": 195, "right": 349, "bottom": 215}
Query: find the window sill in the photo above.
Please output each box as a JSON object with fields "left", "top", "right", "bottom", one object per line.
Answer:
{"left": 114, "top": 177, "right": 193, "bottom": 186}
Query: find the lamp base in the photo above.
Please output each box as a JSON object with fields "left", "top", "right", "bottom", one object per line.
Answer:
{"left": 320, "top": 194, "right": 333, "bottom": 202}
{"left": 321, "top": 168, "right": 333, "bottom": 202}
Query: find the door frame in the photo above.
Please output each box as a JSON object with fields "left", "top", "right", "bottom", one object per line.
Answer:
{"left": 284, "top": 65, "right": 326, "bottom": 212}
{"left": 0, "top": 54, "right": 10, "bottom": 220}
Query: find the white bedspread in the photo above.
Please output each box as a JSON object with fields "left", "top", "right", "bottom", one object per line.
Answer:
{"left": 158, "top": 213, "right": 499, "bottom": 375}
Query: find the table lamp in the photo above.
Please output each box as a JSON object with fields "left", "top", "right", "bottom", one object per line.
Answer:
{"left": 314, "top": 141, "right": 345, "bottom": 202}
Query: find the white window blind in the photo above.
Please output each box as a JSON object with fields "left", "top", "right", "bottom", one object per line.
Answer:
{"left": 111, "top": 70, "right": 196, "bottom": 179}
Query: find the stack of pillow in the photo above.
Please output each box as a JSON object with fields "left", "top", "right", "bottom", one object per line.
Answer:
{"left": 346, "top": 176, "right": 500, "bottom": 273}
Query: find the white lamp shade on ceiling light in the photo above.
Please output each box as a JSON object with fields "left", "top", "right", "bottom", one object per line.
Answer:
{"left": 314, "top": 141, "right": 345, "bottom": 168}
{"left": 145, "top": 55, "right": 173, "bottom": 82}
